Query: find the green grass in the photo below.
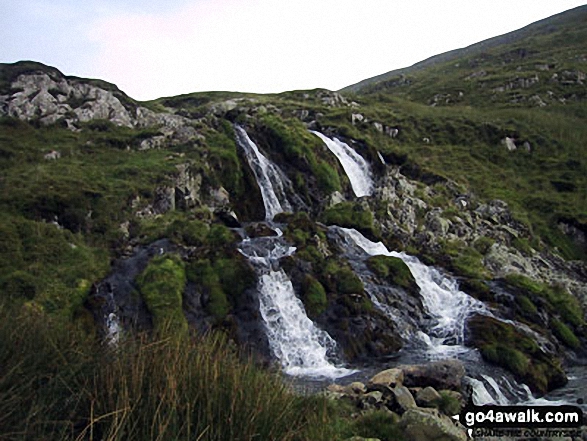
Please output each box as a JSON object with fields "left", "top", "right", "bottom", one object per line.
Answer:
{"left": 0, "top": 302, "right": 353, "bottom": 441}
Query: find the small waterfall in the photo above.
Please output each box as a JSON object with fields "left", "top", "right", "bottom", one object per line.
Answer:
{"left": 239, "top": 235, "right": 354, "bottom": 378}
{"left": 335, "top": 227, "right": 487, "bottom": 354}
{"left": 235, "top": 125, "right": 292, "bottom": 219}
{"left": 311, "top": 131, "right": 373, "bottom": 197}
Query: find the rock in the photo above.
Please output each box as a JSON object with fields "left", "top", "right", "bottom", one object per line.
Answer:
{"left": 385, "top": 127, "right": 399, "bottom": 138}
{"left": 373, "top": 122, "right": 383, "bottom": 133}
{"left": 416, "top": 386, "right": 442, "bottom": 408}
{"left": 245, "top": 223, "right": 278, "bottom": 238}
{"left": 351, "top": 113, "right": 364, "bottom": 125}
{"left": 400, "top": 359, "right": 465, "bottom": 391}
{"left": 361, "top": 390, "right": 384, "bottom": 408}
{"left": 401, "top": 408, "right": 467, "bottom": 441}
{"left": 368, "top": 368, "right": 404, "bottom": 388}
{"left": 502, "top": 137, "right": 517, "bottom": 151}
{"left": 390, "top": 385, "right": 417, "bottom": 413}
{"left": 44, "top": 150, "right": 61, "bottom": 160}
{"left": 350, "top": 381, "right": 367, "bottom": 394}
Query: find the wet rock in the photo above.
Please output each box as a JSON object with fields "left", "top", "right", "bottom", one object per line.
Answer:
{"left": 400, "top": 408, "right": 467, "bottom": 441}
{"left": 401, "top": 359, "right": 465, "bottom": 391}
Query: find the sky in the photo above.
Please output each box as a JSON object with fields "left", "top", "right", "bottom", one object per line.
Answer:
{"left": 1, "top": 0, "right": 586, "bottom": 101}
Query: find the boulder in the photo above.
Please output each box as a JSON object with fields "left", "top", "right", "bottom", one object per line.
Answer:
{"left": 401, "top": 408, "right": 467, "bottom": 441}
{"left": 368, "top": 368, "right": 404, "bottom": 388}
{"left": 400, "top": 359, "right": 465, "bottom": 391}
{"left": 390, "top": 386, "right": 417, "bottom": 413}
{"left": 416, "top": 386, "right": 442, "bottom": 408}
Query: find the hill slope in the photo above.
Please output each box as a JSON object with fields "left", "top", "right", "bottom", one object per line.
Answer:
{"left": 341, "top": 4, "right": 587, "bottom": 95}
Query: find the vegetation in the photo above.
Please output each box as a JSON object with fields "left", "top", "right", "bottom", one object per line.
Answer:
{"left": 367, "top": 255, "right": 417, "bottom": 291}
{"left": 320, "top": 201, "right": 378, "bottom": 239}
{"left": 136, "top": 254, "right": 187, "bottom": 334}
{"left": 0, "top": 302, "right": 352, "bottom": 441}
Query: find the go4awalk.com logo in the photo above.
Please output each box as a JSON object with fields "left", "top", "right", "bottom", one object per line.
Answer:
{"left": 453, "top": 405, "right": 584, "bottom": 438}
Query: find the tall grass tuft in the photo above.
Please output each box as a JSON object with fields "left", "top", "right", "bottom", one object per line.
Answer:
{"left": 0, "top": 303, "right": 335, "bottom": 440}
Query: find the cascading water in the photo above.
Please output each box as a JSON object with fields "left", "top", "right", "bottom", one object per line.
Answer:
{"left": 310, "top": 131, "right": 373, "bottom": 197}
{"left": 239, "top": 235, "right": 354, "bottom": 378}
{"left": 235, "top": 125, "right": 292, "bottom": 219}
{"left": 235, "top": 125, "right": 352, "bottom": 379}
{"left": 334, "top": 226, "right": 487, "bottom": 355}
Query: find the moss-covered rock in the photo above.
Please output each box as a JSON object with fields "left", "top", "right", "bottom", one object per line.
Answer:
{"left": 466, "top": 314, "right": 567, "bottom": 395}
{"left": 320, "top": 202, "right": 378, "bottom": 240}
{"left": 301, "top": 275, "right": 328, "bottom": 318}
{"left": 136, "top": 254, "right": 188, "bottom": 334}
{"left": 366, "top": 255, "right": 418, "bottom": 292}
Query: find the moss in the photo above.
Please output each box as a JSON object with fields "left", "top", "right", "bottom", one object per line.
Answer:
{"left": 551, "top": 319, "right": 581, "bottom": 349}
{"left": 366, "top": 255, "right": 417, "bottom": 291}
{"left": 136, "top": 254, "right": 188, "bottom": 334}
{"left": 505, "top": 274, "right": 585, "bottom": 327}
{"left": 320, "top": 202, "right": 377, "bottom": 239}
{"left": 467, "top": 314, "right": 567, "bottom": 394}
{"left": 517, "top": 294, "right": 538, "bottom": 315}
{"left": 352, "top": 410, "right": 407, "bottom": 441}
{"left": 187, "top": 255, "right": 256, "bottom": 321}
{"left": 434, "top": 391, "right": 462, "bottom": 416}
{"left": 302, "top": 275, "right": 327, "bottom": 317}
{"left": 473, "top": 236, "right": 495, "bottom": 255}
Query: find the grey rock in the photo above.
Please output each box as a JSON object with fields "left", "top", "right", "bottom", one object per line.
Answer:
{"left": 369, "top": 368, "right": 404, "bottom": 388}
{"left": 401, "top": 408, "right": 467, "bottom": 441}
{"left": 391, "top": 385, "right": 417, "bottom": 413}
{"left": 400, "top": 359, "right": 465, "bottom": 391}
{"left": 416, "top": 386, "right": 442, "bottom": 408}
{"left": 502, "top": 137, "right": 517, "bottom": 151}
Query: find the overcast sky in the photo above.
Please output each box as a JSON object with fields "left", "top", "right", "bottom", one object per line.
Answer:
{"left": 1, "top": 0, "right": 585, "bottom": 101}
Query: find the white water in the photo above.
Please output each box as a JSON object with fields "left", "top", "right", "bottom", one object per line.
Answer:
{"left": 235, "top": 125, "right": 291, "bottom": 219}
{"left": 311, "top": 131, "right": 373, "bottom": 197}
{"left": 338, "top": 227, "right": 487, "bottom": 354}
{"left": 240, "top": 238, "right": 354, "bottom": 379}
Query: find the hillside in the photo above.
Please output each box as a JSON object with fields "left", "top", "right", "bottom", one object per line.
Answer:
{"left": 0, "top": 5, "right": 587, "bottom": 439}
{"left": 342, "top": 4, "right": 587, "bottom": 95}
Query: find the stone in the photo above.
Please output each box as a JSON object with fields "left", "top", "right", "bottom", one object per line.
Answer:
{"left": 368, "top": 368, "right": 404, "bottom": 388}
{"left": 385, "top": 127, "right": 399, "bottom": 138}
{"left": 401, "top": 408, "right": 467, "bottom": 441}
{"left": 416, "top": 386, "right": 442, "bottom": 408}
{"left": 373, "top": 122, "right": 383, "bottom": 132}
{"left": 502, "top": 137, "right": 517, "bottom": 151}
{"left": 351, "top": 113, "right": 364, "bottom": 125}
{"left": 400, "top": 359, "right": 465, "bottom": 391}
{"left": 362, "top": 391, "right": 384, "bottom": 406}
{"left": 350, "top": 382, "right": 367, "bottom": 394}
{"left": 44, "top": 150, "right": 61, "bottom": 160}
{"left": 390, "top": 385, "right": 417, "bottom": 413}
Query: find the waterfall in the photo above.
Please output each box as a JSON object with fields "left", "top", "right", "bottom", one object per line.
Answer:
{"left": 235, "top": 125, "right": 292, "bottom": 220}
{"left": 335, "top": 227, "right": 487, "bottom": 354}
{"left": 311, "top": 131, "right": 373, "bottom": 197}
{"left": 234, "top": 128, "right": 353, "bottom": 378}
{"left": 239, "top": 236, "right": 354, "bottom": 378}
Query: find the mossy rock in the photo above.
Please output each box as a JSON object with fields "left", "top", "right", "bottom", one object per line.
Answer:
{"left": 504, "top": 274, "right": 585, "bottom": 329}
{"left": 366, "top": 255, "right": 418, "bottom": 293}
{"left": 136, "top": 254, "right": 188, "bottom": 334}
{"left": 466, "top": 314, "right": 567, "bottom": 395}
{"left": 320, "top": 202, "right": 378, "bottom": 241}
{"left": 301, "top": 275, "right": 328, "bottom": 318}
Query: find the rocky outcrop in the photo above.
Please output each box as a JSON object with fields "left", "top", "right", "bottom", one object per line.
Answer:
{"left": 0, "top": 65, "right": 204, "bottom": 149}
{"left": 324, "top": 361, "right": 468, "bottom": 441}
